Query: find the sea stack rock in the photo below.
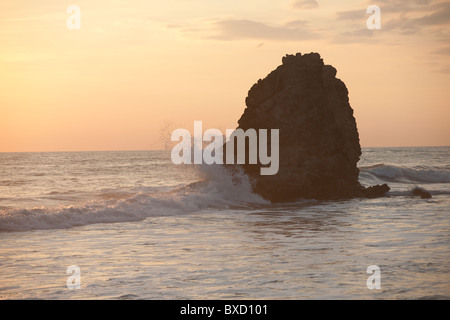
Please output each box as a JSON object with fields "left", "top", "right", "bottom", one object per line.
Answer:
{"left": 234, "top": 52, "right": 388, "bottom": 202}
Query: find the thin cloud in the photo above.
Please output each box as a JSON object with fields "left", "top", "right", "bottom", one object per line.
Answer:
{"left": 432, "top": 46, "right": 450, "bottom": 55}
{"left": 336, "top": 9, "right": 364, "bottom": 21}
{"left": 336, "top": 0, "right": 450, "bottom": 41}
{"left": 290, "top": 0, "right": 319, "bottom": 10}
{"left": 414, "top": 1, "right": 450, "bottom": 26}
{"left": 337, "top": 0, "right": 435, "bottom": 19}
{"left": 283, "top": 19, "right": 310, "bottom": 28}
{"left": 193, "top": 18, "right": 318, "bottom": 41}
{"left": 382, "top": 1, "right": 450, "bottom": 36}
{"left": 166, "top": 24, "right": 182, "bottom": 29}
{"left": 333, "top": 26, "right": 377, "bottom": 44}
{"left": 438, "top": 65, "right": 450, "bottom": 73}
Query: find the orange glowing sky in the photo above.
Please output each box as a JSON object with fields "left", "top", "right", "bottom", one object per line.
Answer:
{"left": 1, "top": 0, "right": 449, "bottom": 152}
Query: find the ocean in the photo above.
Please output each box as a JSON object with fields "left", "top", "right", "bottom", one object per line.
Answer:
{"left": 0, "top": 147, "right": 449, "bottom": 299}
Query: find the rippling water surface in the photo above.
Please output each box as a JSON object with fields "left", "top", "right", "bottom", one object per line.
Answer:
{"left": 0, "top": 147, "right": 449, "bottom": 299}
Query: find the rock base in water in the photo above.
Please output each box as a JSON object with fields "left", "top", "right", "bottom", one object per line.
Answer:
{"left": 362, "top": 184, "right": 390, "bottom": 198}
{"left": 411, "top": 187, "right": 432, "bottom": 199}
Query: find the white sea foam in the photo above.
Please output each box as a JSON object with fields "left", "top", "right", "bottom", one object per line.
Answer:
{"left": 0, "top": 164, "right": 267, "bottom": 232}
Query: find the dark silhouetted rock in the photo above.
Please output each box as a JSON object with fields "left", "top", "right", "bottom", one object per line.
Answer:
{"left": 230, "top": 52, "right": 389, "bottom": 202}
{"left": 411, "top": 187, "right": 432, "bottom": 199}
{"left": 363, "top": 184, "right": 390, "bottom": 198}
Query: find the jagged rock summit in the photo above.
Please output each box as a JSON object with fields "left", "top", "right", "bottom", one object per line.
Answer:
{"left": 235, "top": 52, "right": 389, "bottom": 202}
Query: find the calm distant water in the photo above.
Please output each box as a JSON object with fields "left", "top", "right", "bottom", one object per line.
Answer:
{"left": 0, "top": 147, "right": 449, "bottom": 299}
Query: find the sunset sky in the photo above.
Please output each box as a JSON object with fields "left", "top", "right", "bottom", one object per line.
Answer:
{"left": 1, "top": 0, "right": 449, "bottom": 152}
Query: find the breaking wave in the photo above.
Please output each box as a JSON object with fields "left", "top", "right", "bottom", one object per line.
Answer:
{"left": 0, "top": 165, "right": 268, "bottom": 232}
{"left": 359, "top": 164, "right": 450, "bottom": 184}
{"left": 2, "top": 162, "right": 450, "bottom": 232}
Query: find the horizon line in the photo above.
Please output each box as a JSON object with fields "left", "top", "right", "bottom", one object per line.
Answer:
{"left": 1, "top": 145, "right": 450, "bottom": 153}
